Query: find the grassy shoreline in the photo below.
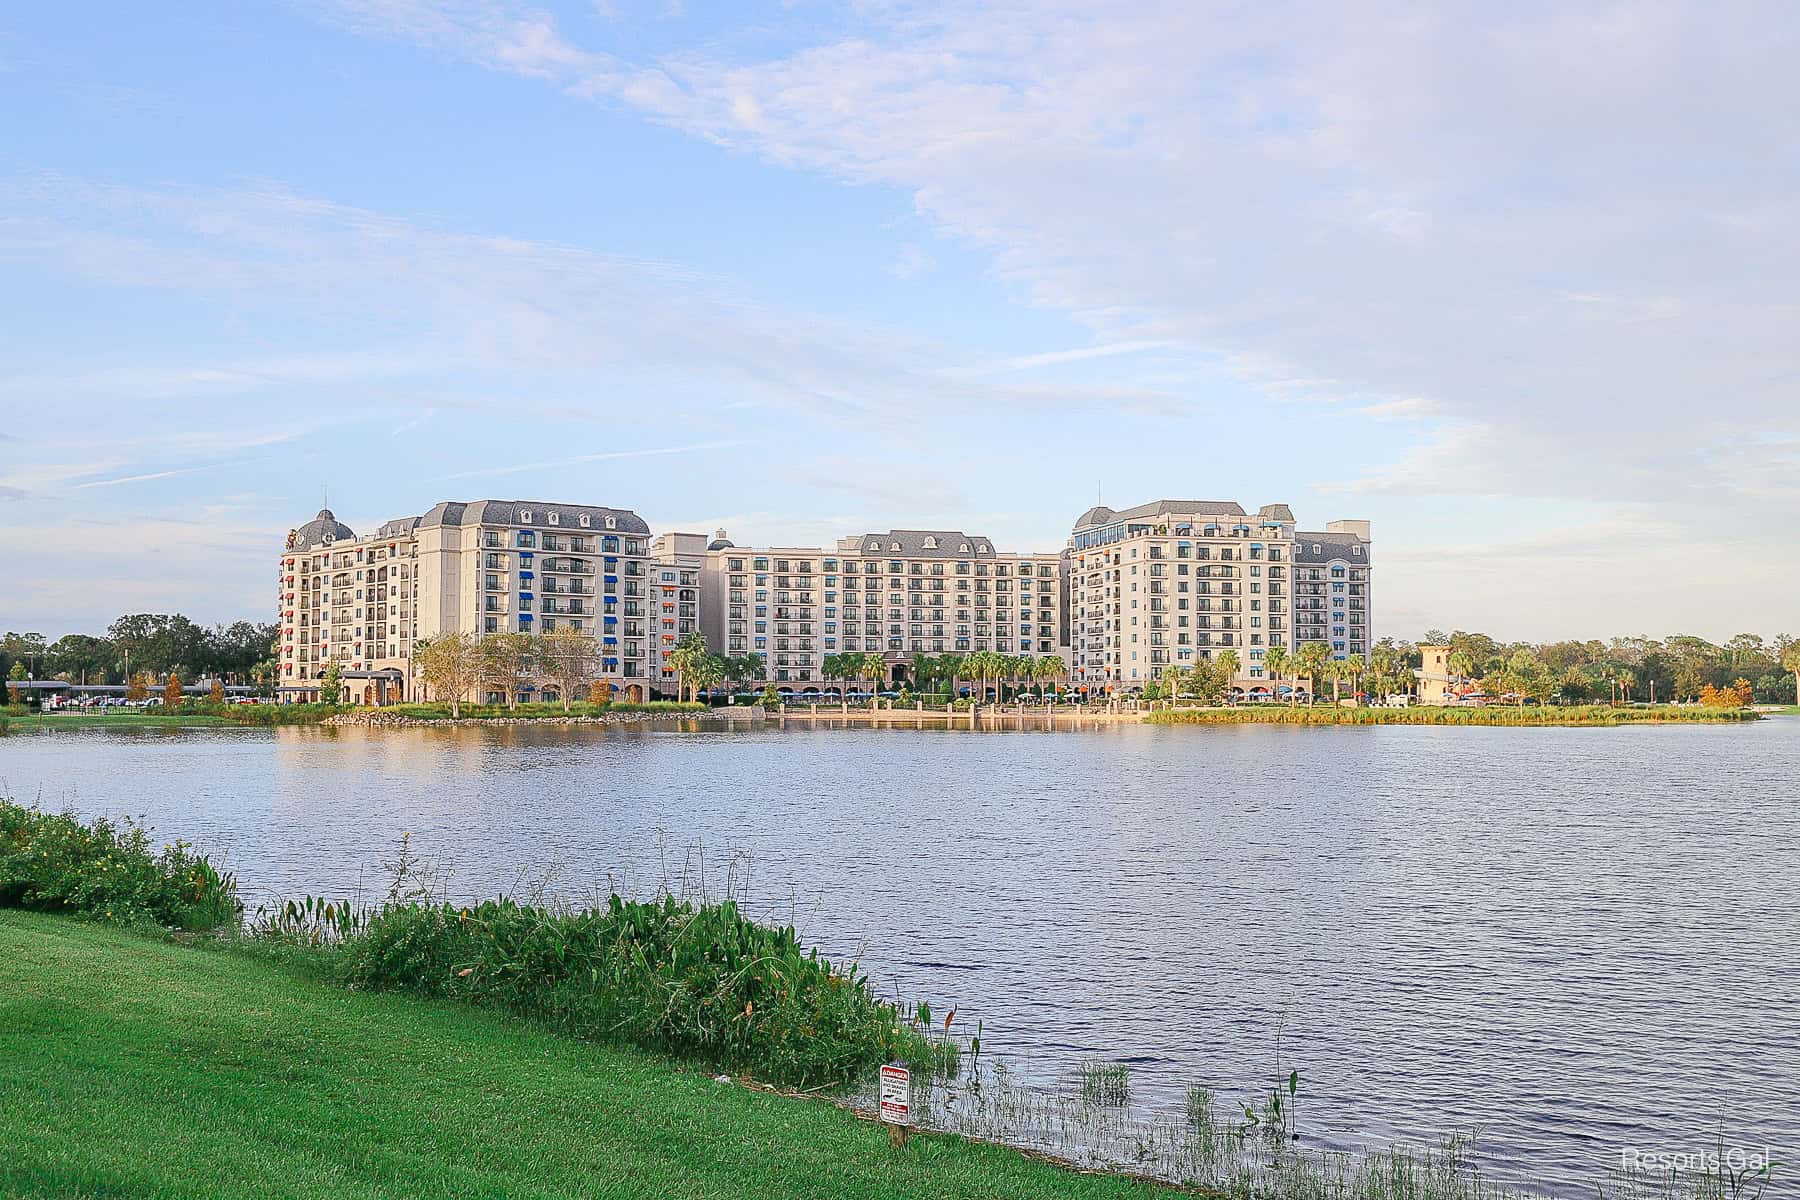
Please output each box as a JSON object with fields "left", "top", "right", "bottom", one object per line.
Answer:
{"left": 0, "top": 911, "right": 1168, "bottom": 1199}
{"left": 1146, "top": 703, "right": 1760, "bottom": 726}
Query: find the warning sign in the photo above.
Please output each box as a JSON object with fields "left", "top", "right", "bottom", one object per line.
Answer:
{"left": 879, "top": 1062, "right": 910, "bottom": 1126}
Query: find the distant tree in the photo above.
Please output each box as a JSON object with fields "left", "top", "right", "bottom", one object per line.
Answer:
{"left": 1783, "top": 641, "right": 1800, "bottom": 707}
{"left": 1295, "top": 641, "right": 1331, "bottom": 704}
{"left": 535, "top": 629, "right": 600, "bottom": 714}
{"left": 1214, "top": 649, "right": 1241, "bottom": 702}
{"left": 1035, "top": 654, "right": 1066, "bottom": 700}
{"left": 691, "top": 653, "right": 725, "bottom": 704}
{"left": 760, "top": 683, "right": 780, "bottom": 710}
{"left": 478, "top": 632, "right": 536, "bottom": 707}
{"left": 163, "top": 672, "right": 184, "bottom": 709}
{"left": 1616, "top": 669, "right": 1638, "bottom": 705}
{"left": 1700, "top": 679, "right": 1755, "bottom": 709}
{"left": 209, "top": 677, "right": 225, "bottom": 705}
{"left": 859, "top": 652, "right": 888, "bottom": 704}
{"left": 1262, "top": 645, "right": 1290, "bottom": 701}
{"left": 49, "top": 634, "right": 113, "bottom": 685}
{"left": 6, "top": 663, "right": 25, "bottom": 707}
{"left": 107, "top": 614, "right": 206, "bottom": 676}
{"left": 665, "top": 632, "right": 711, "bottom": 703}
{"left": 413, "top": 634, "right": 479, "bottom": 718}
{"left": 126, "top": 671, "right": 154, "bottom": 704}
{"left": 320, "top": 663, "right": 343, "bottom": 706}
{"left": 1557, "top": 666, "right": 1589, "bottom": 704}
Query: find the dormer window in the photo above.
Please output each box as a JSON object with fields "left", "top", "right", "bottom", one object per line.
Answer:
{"left": 605, "top": 516, "right": 616, "bottom": 529}
{"left": 548, "top": 512, "right": 559, "bottom": 525}
{"left": 923, "top": 536, "right": 938, "bottom": 549}
{"left": 959, "top": 542, "right": 970, "bottom": 552}
{"left": 867, "top": 541, "right": 879, "bottom": 550}
{"left": 977, "top": 543, "right": 990, "bottom": 553}
{"left": 520, "top": 510, "right": 533, "bottom": 523}
{"left": 1352, "top": 546, "right": 1363, "bottom": 555}
{"left": 890, "top": 542, "right": 901, "bottom": 551}
{"left": 579, "top": 515, "right": 591, "bottom": 528}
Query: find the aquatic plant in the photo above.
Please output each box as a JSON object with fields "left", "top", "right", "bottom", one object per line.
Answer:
{"left": 1077, "top": 1060, "right": 1131, "bottom": 1107}
{"left": 1147, "top": 704, "right": 1759, "bottom": 727}
{"left": 339, "top": 893, "right": 953, "bottom": 1087}
{"left": 0, "top": 799, "right": 239, "bottom": 931}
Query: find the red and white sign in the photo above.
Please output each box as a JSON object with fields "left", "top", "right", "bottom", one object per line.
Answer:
{"left": 878, "top": 1063, "right": 910, "bottom": 1126}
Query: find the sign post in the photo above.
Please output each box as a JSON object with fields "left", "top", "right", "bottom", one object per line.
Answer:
{"left": 879, "top": 1062, "right": 911, "bottom": 1148}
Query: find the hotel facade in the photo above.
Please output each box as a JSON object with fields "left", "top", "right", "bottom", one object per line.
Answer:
{"left": 1065, "top": 500, "right": 1372, "bottom": 695}
{"left": 278, "top": 496, "right": 1368, "bottom": 701}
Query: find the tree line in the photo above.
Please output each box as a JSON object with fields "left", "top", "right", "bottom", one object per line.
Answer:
{"left": 1420, "top": 630, "right": 1800, "bottom": 706}
{"left": 1, "top": 617, "right": 280, "bottom": 690}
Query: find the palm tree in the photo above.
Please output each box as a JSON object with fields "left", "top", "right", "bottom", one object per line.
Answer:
{"left": 1323, "top": 656, "right": 1346, "bottom": 704}
{"left": 861, "top": 651, "right": 889, "bottom": 706}
{"left": 1005, "top": 654, "right": 1028, "bottom": 704}
{"left": 940, "top": 652, "right": 966, "bottom": 702}
{"left": 1617, "top": 668, "right": 1637, "bottom": 706}
{"left": 910, "top": 652, "right": 936, "bottom": 699}
{"left": 1035, "top": 654, "right": 1065, "bottom": 701}
{"left": 1214, "top": 649, "right": 1240, "bottom": 703}
{"left": 1262, "top": 645, "right": 1290, "bottom": 704}
{"left": 666, "top": 632, "right": 711, "bottom": 703}
{"left": 691, "top": 654, "right": 724, "bottom": 705}
{"left": 1782, "top": 642, "right": 1800, "bottom": 707}
{"left": 1344, "top": 653, "right": 1366, "bottom": 704}
{"left": 1295, "top": 641, "right": 1330, "bottom": 704}
{"left": 967, "top": 651, "right": 993, "bottom": 704}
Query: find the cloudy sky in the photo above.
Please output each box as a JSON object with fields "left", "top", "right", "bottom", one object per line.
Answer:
{"left": 3, "top": 1, "right": 1796, "bottom": 640}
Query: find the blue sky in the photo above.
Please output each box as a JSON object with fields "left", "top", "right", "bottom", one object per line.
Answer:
{"left": 4, "top": 2, "right": 1797, "bottom": 640}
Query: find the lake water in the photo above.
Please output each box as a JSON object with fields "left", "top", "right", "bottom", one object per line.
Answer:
{"left": 5, "top": 717, "right": 1797, "bottom": 1194}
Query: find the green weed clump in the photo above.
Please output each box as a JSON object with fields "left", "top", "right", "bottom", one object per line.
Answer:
{"left": 339, "top": 894, "right": 951, "bottom": 1088}
{"left": 1147, "top": 704, "right": 1760, "bottom": 727}
{"left": 0, "top": 800, "right": 240, "bottom": 931}
{"left": 217, "top": 702, "right": 339, "bottom": 726}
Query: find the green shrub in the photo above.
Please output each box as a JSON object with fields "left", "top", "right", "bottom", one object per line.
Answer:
{"left": 340, "top": 894, "right": 950, "bottom": 1087}
{"left": 220, "top": 702, "right": 339, "bottom": 726}
{"left": 0, "top": 800, "right": 240, "bottom": 930}
{"left": 1146, "top": 704, "right": 1760, "bottom": 727}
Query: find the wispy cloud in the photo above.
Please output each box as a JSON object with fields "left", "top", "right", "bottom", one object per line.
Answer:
{"left": 440, "top": 439, "right": 743, "bottom": 481}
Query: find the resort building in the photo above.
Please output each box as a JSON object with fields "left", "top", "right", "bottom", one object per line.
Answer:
{"left": 699, "top": 528, "right": 1065, "bottom": 690}
{"left": 279, "top": 500, "right": 655, "bottom": 702}
{"left": 280, "top": 495, "right": 1368, "bottom": 702}
{"left": 278, "top": 509, "right": 421, "bottom": 704}
{"left": 1065, "top": 500, "right": 1371, "bottom": 696}
{"left": 648, "top": 531, "right": 707, "bottom": 695}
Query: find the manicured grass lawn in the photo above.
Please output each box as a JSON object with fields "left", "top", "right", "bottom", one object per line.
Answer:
{"left": 0, "top": 913, "right": 1169, "bottom": 1200}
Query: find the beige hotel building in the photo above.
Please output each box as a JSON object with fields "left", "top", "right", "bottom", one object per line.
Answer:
{"left": 1066, "top": 499, "right": 1371, "bottom": 695}
{"left": 280, "top": 496, "right": 1365, "bottom": 701}
{"left": 698, "top": 529, "right": 1065, "bottom": 688}
{"left": 279, "top": 501, "right": 658, "bottom": 703}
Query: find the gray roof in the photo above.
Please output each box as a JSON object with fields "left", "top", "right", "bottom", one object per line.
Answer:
{"left": 377, "top": 516, "right": 421, "bottom": 539}
{"left": 418, "top": 499, "right": 649, "bottom": 536}
{"left": 1072, "top": 499, "right": 1251, "bottom": 531}
{"left": 293, "top": 508, "right": 355, "bottom": 549}
{"left": 1295, "top": 531, "right": 1371, "bottom": 564}
{"left": 851, "top": 529, "right": 998, "bottom": 559}
{"left": 1257, "top": 503, "right": 1295, "bottom": 522}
